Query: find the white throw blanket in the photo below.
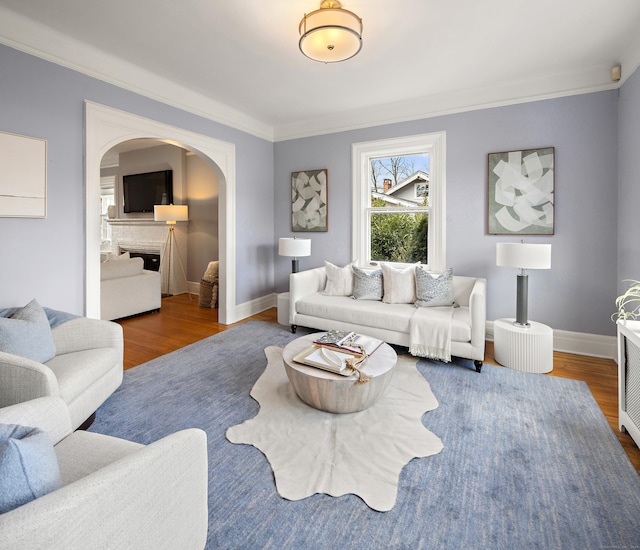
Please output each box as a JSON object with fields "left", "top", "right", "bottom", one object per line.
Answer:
{"left": 409, "top": 306, "right": 454, "bottom": 362}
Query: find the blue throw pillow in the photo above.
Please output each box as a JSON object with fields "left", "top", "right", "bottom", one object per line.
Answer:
{"left": 0, "top": 424, "right": 62, "bottom": 514}
{"left": 0, "top": 299, "right": 56, "bottom": 363}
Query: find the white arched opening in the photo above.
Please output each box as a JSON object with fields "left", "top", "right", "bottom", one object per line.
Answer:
{"left": 85, "top": 101, "right": 236, "bottom": 323}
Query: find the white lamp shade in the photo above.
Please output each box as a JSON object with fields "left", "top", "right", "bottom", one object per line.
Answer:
{"left": 299, "top": 6, "right": 362, "bottom": 63}
{"left": 496, "top": 242, "right": 551, "bottom": 269}
{"left": 154, "top": 204, "right": 188, "bottom": 223}
{"left": 279, "top": 237, "right": 311, "bottom": 257}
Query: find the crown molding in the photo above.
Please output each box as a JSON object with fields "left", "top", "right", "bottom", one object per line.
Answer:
{"left": 0, "top": 7, "right": 274, "bottom": 142}
{"left": 619, "top": 27, "right": 640, "bottom": 84}
{"left": 273, "top": 75, "right": 619, "bottom": 141}
{"left": 1, "top": 5, "right": 634, "bottom": 144}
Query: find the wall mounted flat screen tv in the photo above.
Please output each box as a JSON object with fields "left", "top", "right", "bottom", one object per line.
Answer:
{"left": 123, "top": 170, "right": 173, "bottom": 213}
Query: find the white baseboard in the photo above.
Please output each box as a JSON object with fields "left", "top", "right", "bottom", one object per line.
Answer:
{"left": 188, "top": 281, "right": 200, "bottom": 296}
{"left": 229, "top": 293, "right": 277, "bottom": 324}
{"left": 486, "top": 320, "right": 617, "bottom": 360}
{"left": 186, "top": 281, "right": 276, "bottom": 324}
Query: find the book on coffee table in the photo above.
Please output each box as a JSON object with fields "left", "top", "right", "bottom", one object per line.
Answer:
{"left": 313, "top": 330, "right": 357, "bottom": 346}
{"left": 292, "top": 345, "right": 359, "bottom": 376}
{"left": 313, "top": 332, "right": 384, "bottom": 357}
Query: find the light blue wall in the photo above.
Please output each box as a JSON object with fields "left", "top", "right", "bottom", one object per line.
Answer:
{"left": 0, "top": 44, "right": 274, "bottom": 314}
{"left": 1, "top": 41, "right": 631, "bottom": 337}
{"left": 275, "top": 92, "right": 620, "bottom": 336}
{"left": 618, "top": 65, "right": 640, "bottom": 289}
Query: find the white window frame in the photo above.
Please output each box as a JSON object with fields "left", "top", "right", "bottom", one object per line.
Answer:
{"left": 415, "top": 181, "right": 428, "bottom": 200}
{"left": 351, "top": 132, "right": 446, "bottom": 271}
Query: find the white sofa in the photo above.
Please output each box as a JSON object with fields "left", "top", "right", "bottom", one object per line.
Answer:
{"left": 100, "top": 256, "right": 161, "bottom": 321}
{"left": 289, "top": 265, "right": 486, "bottom": 372}
{"left": 0, "top": 397, "right": 208, "bottom": 550}
{"left": 0, "top": 316, "right": 123, "bottom": 430}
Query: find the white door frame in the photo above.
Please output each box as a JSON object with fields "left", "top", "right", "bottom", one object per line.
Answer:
{"left": 85, "top": 101, "right": 236, "bottom": 323}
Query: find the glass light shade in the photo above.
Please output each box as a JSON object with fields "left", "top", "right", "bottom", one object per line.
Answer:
{"left": 154, "top": 204, "right": 189, "bottom": 224}
{"left": 496, "top": 242, "right": 551, "bottom": 270}
{"left": 299, "top": 6, "right": 362, "bottom": 63}
{"left": 279, "top": 237, "right": 311, "bottom": 257}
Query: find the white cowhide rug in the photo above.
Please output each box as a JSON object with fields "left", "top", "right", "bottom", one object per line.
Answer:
{"left": 226, "top": 346, "right": 443, "bottom": 512}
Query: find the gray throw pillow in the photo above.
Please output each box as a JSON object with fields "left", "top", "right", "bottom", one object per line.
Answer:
{"left": 0, "top": 424, "right": 62, "bottom": 514}
{"left": 415, "top": 267, "right": 454, "bottom": 307}
{"left": 352, "top": 266, "right": 383, "bottom": 300}
{"left": 0, "top": 299, "right": 56, "bottom": 363}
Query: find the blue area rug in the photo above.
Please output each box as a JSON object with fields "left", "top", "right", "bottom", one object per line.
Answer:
{"left": 90, "top": 321, "right": 640, "bottom": 549}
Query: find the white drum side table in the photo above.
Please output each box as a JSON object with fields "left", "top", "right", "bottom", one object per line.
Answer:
{"left": 494, "top": 318, "right": 553, "bottom": 373}
{"left": 277, "top": 292, "right": 290, "bottom": 326}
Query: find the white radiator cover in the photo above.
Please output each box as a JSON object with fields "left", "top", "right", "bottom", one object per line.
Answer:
{"left": 617, "top": 321, "right": 640, "bottom": 449}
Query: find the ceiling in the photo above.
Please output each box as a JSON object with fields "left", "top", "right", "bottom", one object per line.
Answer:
{"left": 1, "top": 0, "right": 639, "bottom": 141}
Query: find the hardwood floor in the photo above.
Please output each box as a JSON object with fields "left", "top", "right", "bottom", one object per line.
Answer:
{"left": 117, "top": 294, "right": 640, "bottom": 474}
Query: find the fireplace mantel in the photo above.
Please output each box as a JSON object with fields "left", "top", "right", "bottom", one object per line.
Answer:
{"left": 107, "top": 218, "right": 188, "bottom": 226}
{"left": 107, "top": 219, "right": 189, "bottom": 296}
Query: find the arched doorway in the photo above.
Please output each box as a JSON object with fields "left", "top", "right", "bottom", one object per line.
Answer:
{"left": 85, "top": 101, "right": 236, "bottom": 323}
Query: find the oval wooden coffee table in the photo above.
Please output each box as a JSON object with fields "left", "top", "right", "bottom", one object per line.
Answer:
{"left": 282, "top": 332, "right": 397, "bottom": 414}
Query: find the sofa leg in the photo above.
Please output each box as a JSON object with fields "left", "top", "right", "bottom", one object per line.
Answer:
{"left": 291, "top": 325, "right": 297, "bottom": 334}
{"left": 474, "top": 360, "right": 483, "bottom": 373}
{"left": 77, "top": 412, "right": 96, "bottom": 431}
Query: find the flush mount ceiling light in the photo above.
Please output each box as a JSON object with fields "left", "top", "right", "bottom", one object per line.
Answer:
{"left": 299, "top": 0, "right": 363, "bottom": 63}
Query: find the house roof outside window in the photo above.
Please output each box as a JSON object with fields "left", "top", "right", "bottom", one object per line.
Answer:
{"left": 372, "top": 171, "right": 430, "bottom": 207}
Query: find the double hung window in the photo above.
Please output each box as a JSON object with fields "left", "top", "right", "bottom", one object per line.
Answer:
{"left": 352, "top": 132, "right": 446, "bottom": 270}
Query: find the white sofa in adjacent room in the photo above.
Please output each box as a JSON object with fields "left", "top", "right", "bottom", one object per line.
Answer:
{"left": 100, "top": 256, "right": 161, "bottom": 321}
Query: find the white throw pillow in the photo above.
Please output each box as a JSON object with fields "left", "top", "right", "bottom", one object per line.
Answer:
{"left": 381, "top": 263, "right": 417, "bottom": 304}
{"left": 322, "top": 261, "right": 354, "bottom": 296}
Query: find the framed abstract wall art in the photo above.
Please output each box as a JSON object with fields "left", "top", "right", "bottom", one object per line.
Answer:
{"left": 487, "top": 147, "right": 555, "bottom": 235}
{"left": 291, "top": 169, "right": 328, "bottom": 232}
{"left": 0, "top": 131, "right": 47, "bottom": 218}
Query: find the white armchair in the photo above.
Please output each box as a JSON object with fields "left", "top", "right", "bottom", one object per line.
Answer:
{"left": 0, "top": 397, "right": 208, "bottom": 550}
{"left": 0, "top": 317, "right": 123, "bottom": 430}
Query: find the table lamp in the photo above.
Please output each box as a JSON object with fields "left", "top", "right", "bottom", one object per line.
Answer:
{"left": 279, "top": 237, "right": 311, "bottom": 273}
{"left": 496, "top": 241, "right": 551, "bottom": 327}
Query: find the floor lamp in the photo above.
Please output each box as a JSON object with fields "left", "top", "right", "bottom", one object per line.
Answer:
{"left": 154, "top": 204, "right": 191, "bottom": 300}
{"left": 279, "top": 237, "right": 311, "bottom": 273}
{"left": 496, "top": 241, "right": 551, "bottom": 327}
